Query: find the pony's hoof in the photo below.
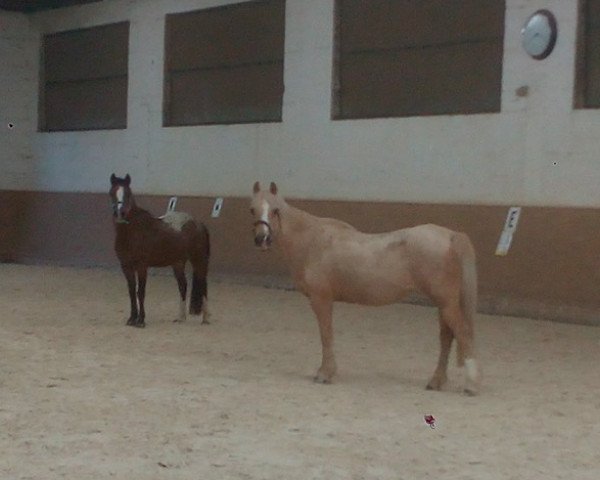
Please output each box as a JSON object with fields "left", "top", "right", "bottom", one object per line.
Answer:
{"left": 134, "top": 321, "right": 146, "bottom": 328}
{"left": 426, "top": 375, "right": 447, "bottom": 391}
{"left": 463, "top": 387, "right": 478, "bottom": 397}
{"left": 313, "top": 375, "right": 332, "bottom": 384}
{"left": 313, "top": 368, "right": 335, "bottom": 384}
{"left": 126, "top": 318, "right": 137, "bottom": 326}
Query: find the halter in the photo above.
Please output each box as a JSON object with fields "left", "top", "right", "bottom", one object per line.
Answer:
{"left": 253, "top": 219, "right": 273, "bottom": 235}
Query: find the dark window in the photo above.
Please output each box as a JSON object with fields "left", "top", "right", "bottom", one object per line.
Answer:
{"left": 40, "top": 22, "right": 129, "bottom": 131}
{"left": 164, "top": 0, "right": 285, "bottom": 127}
{"left": 576, "top": 0, "right": 600, "bottom": 108}
{"left": 333, "top": 0, "right": 505, "bottom": 119}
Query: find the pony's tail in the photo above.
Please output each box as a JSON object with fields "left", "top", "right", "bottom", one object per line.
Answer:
{"left": 452, "top": 232, "right": 478, "bottom": 367}
{"left": 189, "top": 224, "right": 210, "bottom": 316}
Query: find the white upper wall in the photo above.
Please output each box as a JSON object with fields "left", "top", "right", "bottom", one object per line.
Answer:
{"left": 0, "top": 11, "right": 38, "bottom": 189}
{"left": 1, "top": 0, "right": 599, "bottom": 207}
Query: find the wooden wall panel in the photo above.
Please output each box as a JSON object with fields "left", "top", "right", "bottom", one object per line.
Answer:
{"left": 44, "top": 22, "right": 129, "bottom": 82}
{"left": 166, "top": 0, "right": 285, "bottom": 71}
{"left": 164, "top": 0, "right": 285, "bottom": 126}
{"left": 339, "top": 0, "right": 504, "bottom": 52}
{"left": 41, "top": 22, "right": 129, "bottom": 131}
{"left": 339, "top": 42, "right": 502, "bottom": 118}
{"left": 335, "top": 0, "right": 505, "bottom": 118}
{"left": 2, "top": 190, "right": 600, "bottom": 325}
{"left": 44, "top": 77, "right": 127, "bottom": 131}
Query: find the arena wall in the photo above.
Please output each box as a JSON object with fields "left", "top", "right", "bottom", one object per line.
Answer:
{"left": 1, "top": 1, "right": 599, "bottom": 324}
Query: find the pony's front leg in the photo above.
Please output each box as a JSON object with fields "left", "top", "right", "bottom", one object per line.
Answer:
{"left": 121, "top": 265, "right": 138, "bottom": 326}
{"left": 310, "top": 296, "right": 337, "bottom": 384}
{"left": 135, "top": 267, "right": 147, "bottom": 328}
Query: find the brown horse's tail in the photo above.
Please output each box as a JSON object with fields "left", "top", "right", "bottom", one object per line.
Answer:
{"left": 189, "top": 223, "right": 210, "bottom": 315}
{"left": 452, "top": 232, "right": 478, "bottom": 367}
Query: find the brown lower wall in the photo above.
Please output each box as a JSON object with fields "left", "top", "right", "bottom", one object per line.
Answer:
{"left": 1, "top": 190, "right": 599, "bottom": 325}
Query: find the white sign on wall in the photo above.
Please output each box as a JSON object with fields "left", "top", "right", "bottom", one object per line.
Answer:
{"left": 495, "top": 207, "right": 522, "bottom": 256}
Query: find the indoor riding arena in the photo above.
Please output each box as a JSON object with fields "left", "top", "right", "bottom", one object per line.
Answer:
{"left": 1, "top": 1, "right": 599, "bottom": 479}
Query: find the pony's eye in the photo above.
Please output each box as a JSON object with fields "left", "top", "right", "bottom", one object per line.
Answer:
{"left": 250, "top": 208, "right": 255, "bottom": 215}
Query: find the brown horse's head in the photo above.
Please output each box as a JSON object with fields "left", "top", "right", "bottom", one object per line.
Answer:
{"left": 109, "top": 173, "right": 134, "bottom": 223}
{"left": 250, "top": 181, "right": 282, "bottom": 250}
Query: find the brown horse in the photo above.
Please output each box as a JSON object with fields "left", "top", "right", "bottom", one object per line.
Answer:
{"left": 251, "top": 182, "right": 480, "bottom": 395}
{"left": 109, "top": 174, "right": 210, "bottom": 327}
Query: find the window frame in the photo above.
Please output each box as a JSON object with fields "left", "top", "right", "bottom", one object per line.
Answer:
{"left": 332, "top": 0, "right": 506, "bottom": 120}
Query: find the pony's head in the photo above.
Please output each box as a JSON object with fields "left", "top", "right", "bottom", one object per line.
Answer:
{"left": 250, "top": 181, "right": 282, "bottom": 250}
{"left": 109, "top": 173, "right": 133, "bottom": 223}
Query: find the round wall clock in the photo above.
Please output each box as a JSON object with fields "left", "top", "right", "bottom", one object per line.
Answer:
{"left": 521, "top": 9, "right": 558, "bottom": 60}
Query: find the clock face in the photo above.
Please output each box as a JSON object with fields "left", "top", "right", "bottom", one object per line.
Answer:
{"left": 522, "top": 10, "right": 558, "bottom": 60}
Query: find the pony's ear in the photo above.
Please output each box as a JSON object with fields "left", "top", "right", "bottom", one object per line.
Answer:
{"left": 124, "top": 174, "right": 131, "bottom": 186}
{"left": 110, "top": 173, "right": 117, "bottom": 185}
{"left": 253, "top": 181, "right": 260, "bottom": 194}
{"left": 269, "top": 182, "right": 278, "bottom": 195}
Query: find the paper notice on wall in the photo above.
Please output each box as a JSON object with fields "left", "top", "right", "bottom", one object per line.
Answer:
{"left": 495, "top": 207, "right": 521, "bottom": 256}
{"left": 167, "top": 197, "right": 177, "bottom": 213}
{"left": 211, "top": 197, "right": 224, "bottom": 218}
{"left": 159, "top": 197, "right": 178, "bottom": 219}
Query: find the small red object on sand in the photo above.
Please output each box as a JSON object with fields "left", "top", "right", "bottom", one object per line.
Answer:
{"left": 424, "top": 414, "right": 436, "bottom": 428}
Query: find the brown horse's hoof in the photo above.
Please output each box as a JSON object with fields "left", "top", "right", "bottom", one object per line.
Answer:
{"left": 463, "top": 388, "right": 478, "bottom": 397}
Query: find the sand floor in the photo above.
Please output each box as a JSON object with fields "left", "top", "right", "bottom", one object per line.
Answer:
{"left": 1, "top": 263, "right": 599, "bottom": 479}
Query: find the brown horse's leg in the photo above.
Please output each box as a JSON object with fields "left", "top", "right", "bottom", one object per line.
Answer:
{"left": 136, "top": 267, "right": 147, "bottom": 328}
{"left": 172, "top": 262, "right": 187, "bottom": 323}
{"left": 121, "top": 265, "right": 138, "bottom": 326}
{"left": 426, "top": 319, "right": 453, "bottom": 391}
{"left": 310, "top": 296, "right": 337, "bottom": 384}
{"left": 440, "top": 302, "right": 480, "bottom": 395}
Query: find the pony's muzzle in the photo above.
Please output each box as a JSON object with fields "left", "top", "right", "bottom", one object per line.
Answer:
{"left": 254, "top": 233, "right": 272, "bottom": 250}
{"left": 113, "top": 203, "right": 129, "bottom": 223}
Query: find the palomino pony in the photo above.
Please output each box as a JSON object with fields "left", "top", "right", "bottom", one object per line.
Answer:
{"left": 251, "top": 182, "right": 480, "bottom": 395}
{"left": 109, "top": 174, "right": 210, "bottom": 327}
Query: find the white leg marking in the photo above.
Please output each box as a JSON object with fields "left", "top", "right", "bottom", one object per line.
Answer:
{"left": 465, "top": 358, "right": 479, "bottom": 382}
{"left": 201, "top": 296, "right": 210, "bottom": 324}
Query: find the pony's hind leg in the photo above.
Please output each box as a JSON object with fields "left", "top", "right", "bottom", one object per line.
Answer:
{"left": 172, "top": 262, "right": 187, "bottom": 323}
{"left": 426, "top": 320, "right": 453, "bottom": 391}
{"left": 438, "top": 302, "right": 480, "bottom": 395}
{"left": 310, "top": 295, "right": 337, "bottom": 384}
{"left": 190, "top": 271, "right": 209, "bottom": 324}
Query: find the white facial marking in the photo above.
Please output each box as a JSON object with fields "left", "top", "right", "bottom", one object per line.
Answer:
{"left": 201, "top": 296, "right": 210, "bottom": 323}
{"left": 260, "top": 199, "right": 270, "bottom": 224}
{"left": 116, "top": 186, "right": 124, "bottom": 204}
